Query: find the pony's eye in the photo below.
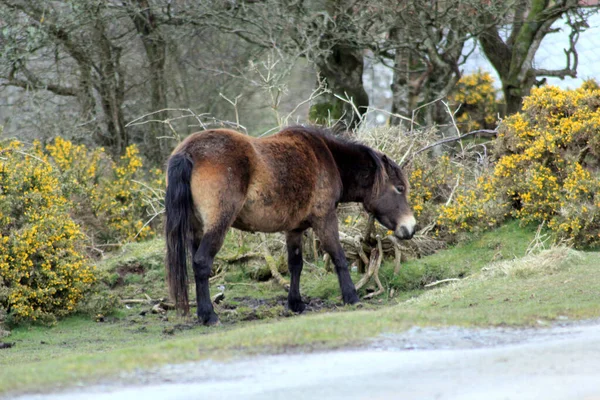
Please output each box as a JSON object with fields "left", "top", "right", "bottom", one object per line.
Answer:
{"left": 394, "top": 185, "right": 404, "bottom": 194}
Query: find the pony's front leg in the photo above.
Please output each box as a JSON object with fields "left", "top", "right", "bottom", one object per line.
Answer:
{"left": 285, "top": 230, "right": 305, "bottom": 313}
{"left": 192, "top": 229, "right": 227, "bottom": 325}
{"left": 313, "top": 213, "right": 359, "bottom": 305}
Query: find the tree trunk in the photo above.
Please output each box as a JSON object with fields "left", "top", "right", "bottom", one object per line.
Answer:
{"left": 76, "top": 63, "right": 103, "bottom": 144}
{"left": 315, "top": 45, "right": 369, "bottom": 131}
{"left": 128, "top": 0, "right": 169, "bottom": 162}
{"left": 390, "top": 27, "right": 422, "bottom": 126}
{"left": 93, "top": 20, "right": 128, "bottom": 156}
{"left": 390, "top": 52, "right": 425, "bottom": 126}
{"left": 503, "top": 86, "right": 525, "bottom": 115}
{"left": 478, "top": 0, "right": 573, "bottom": 117}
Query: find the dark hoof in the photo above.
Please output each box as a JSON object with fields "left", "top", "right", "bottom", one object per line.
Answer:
{"left": 343, "top": 292, "right": 360, "bottom": 305}
{"left": 199, "top": 311, "right": 220, "bottom": 326}
{"left": 288, "top": 298, "right": 306, "bottom": 314}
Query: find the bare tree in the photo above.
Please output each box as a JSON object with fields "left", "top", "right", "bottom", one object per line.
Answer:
{"left": 478, "top": 0, "right": 598, "bottom": 115}
{"left": 176, "top": 0, "right": 513, "bottom": 128}
{"left": 0, "top": 1, "right": 130, "bottom": 154}
{"left": 0, "top": 0, "right": 300, "bottom": 157}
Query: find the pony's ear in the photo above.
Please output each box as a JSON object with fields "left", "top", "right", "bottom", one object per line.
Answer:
{"left": 380, "top": 154, "right": 393, "bottom": 174}
{"left": 365, "top": 149, "right": 387, "bottom": 195}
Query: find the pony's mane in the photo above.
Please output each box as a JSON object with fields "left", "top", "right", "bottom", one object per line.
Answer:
{"left": 287, "top": 125, "right": 388, "bottom": 197}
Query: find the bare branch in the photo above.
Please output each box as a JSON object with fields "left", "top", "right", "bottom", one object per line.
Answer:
{"left": 1, "top": 69, "right": 79, "bottom": 97}
{"left": 410, "top": 129, "right": 498, "bottom": 159}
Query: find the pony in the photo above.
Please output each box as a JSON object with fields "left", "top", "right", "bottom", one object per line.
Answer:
{"left": 165, "top": 125, "right": 416, "bottom": 325}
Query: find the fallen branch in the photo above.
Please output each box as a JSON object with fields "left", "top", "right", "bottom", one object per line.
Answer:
{"left": 121, "top": 299, "right": 156, "bottom": 305}
{"left": 355, "top": 235, "right": 385, "bottom": 299}
{"left": 263, "top": 254, "right": 290, "bottom": 291}
{"left": 121, "top": 293, "right": 224, "bottom": 309}
{"left": 260, "top": 233, "right": 290, "bottom": 290}
{"left": 217, "top": 252, "right": 262, "bottom": 264}
{"left": 363, "top": 236, "right": 385, "bottom": 299}
{"left": 388, "top": 235, "right": 403, "bottom": 275}
{"left": 209, "top": 269, "right": 227, "bottom": 283}
{"left": 424, "top": 278, "right": 461, "bottom": 288}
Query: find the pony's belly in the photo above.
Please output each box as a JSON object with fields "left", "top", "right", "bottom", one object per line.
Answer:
{"left": 233, "top": 201, "right": 306, "bottom": 233}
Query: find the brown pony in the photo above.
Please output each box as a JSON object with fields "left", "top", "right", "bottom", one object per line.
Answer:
{"left": 165, "top": 125, "right": 416, "bottom": 325}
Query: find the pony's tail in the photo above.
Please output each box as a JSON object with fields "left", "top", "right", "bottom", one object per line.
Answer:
{"left": 165, "top": 152, "right": 194, "bottom": 315}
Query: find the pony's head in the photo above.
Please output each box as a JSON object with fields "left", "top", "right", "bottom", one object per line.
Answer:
{"left": 364, "top": 152, "right": 416, "bottom": 240}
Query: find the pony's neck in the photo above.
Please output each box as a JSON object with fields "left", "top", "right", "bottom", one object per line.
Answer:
{"left": 322, "top": 136, "right": 377, "bottom": 204}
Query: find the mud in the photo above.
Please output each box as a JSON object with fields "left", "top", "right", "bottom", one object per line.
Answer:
{"left": 217, "top": 295, "right": 340, "bottom": 322}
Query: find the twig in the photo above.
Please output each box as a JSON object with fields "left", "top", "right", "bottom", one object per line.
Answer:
{"left": 311, "top": 231, "right": 319, "bottom": 261}
{"left": 411, "top": 96, "right": 445, "bottom": 135}
{"left": 356, "top": 239, "right": 370, "bottom": 266}
{"left": 283, "top": 83, "right": 329, "bottom": 125}
{"left": 366, "top": 106, "right": 415, "bottom": 125}
{"left": 355, "top": 235, "right": 383, "bottom": 291}
{"left": 445, "top": 175, "right": 462, "bottom": 206}
{"left": 443, "top": 100, "right": 462, "bottom": 137}
{"left": 12, "top": 149, "right": 51, "bottom": 166}
{"left": 132, "top": 212, "right": 162, "bottom": 241}
{"left": 411, "top": 129, "right": 498, "bottom": 158}
{"left": 334, "top": 92, "right": 362, "bottom": 122}
{"left": 219, "top": 93, "right": 242, "bottom": 130}
{"left": 526, "top": 221, "right": 550, "bottom": 255}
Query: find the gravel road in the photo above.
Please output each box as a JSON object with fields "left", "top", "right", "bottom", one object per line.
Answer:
{"left": 13, "top": 319, "right": 600, "bottom": 400}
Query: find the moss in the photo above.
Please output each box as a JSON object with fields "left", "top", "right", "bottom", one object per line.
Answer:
{"left": 308, "top": 100, "right": 344, "bottom": 125}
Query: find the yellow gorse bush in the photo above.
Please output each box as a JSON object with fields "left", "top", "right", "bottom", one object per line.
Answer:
{"left": 1, "top": 136, "right": 165, "bottom": 324}
{"left": 449, "top": 70, "right": 499, "bottom": 131}
{"left": 439, "top": 83, "right": 600, "bottom": 246}
{"left": 409, "top": 154, "right": 464, "bottom": 224}
{"left": 0, "top": 141, "right": 95, "bottom": 324}
{"left": 46, "top": 138, "right": 163, "bottom": 244}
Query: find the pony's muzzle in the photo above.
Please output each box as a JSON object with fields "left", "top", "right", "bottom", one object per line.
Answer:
{"left": 394, "top": 215, "right": 416, "bottom": 240}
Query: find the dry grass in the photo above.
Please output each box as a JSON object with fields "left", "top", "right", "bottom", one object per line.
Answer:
{"left": 481, "top": 245, "right": 581, "bottom": 279}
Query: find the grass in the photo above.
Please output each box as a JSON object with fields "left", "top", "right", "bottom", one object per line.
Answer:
{"left": 2, "top": 222, "right": 600, "bottom": 396}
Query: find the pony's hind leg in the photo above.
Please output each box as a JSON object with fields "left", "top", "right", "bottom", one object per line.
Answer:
{"left": 190, "top": 167, "right": 244, "bottom": 325}
{"left": 192, "top": 225, "right": 228, "bottom": 325}
{"left": 285, "top": 230, "right": 305, "bottom": 313}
